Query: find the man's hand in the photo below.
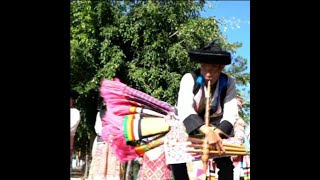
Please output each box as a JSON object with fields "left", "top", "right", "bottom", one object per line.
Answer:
{"left": 207, "top": 129, "right": 225, "bottom": 154}
{"left": 199, "top": 125, "right": 225, "bottom": 154}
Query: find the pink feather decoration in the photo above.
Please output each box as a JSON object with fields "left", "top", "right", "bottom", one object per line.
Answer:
{"left": 101, "top": 107, "right": 141, "bottom": 162}
{"left": 111, "top": 135, "right": 139, "bottom": 163}
{"left": 110, "top": 104, "right": 166, "bottom": 117}
{"left": 99, "top": 79, "right": 174, "bottom": 162}
{"left": 101, "top": 110, "right": 123, "bottom": 140}
{"left": 100, "top": 80, "right": 174, "bottom": 113}
{"left": 113, "top": 77, "right": 121, "bottom": 82}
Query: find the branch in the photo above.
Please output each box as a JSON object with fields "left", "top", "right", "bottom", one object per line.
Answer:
{"left": 169, "top": 31, "right": 179, "bottom": 38}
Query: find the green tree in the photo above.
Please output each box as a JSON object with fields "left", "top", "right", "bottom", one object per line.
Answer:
{"left": 224, "top": 56, "right": 250, "bottom": 123}
{"left": 71, "top": 0, "right": 250, "bottom": 155}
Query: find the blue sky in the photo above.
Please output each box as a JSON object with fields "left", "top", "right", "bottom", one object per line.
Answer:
{"left": 200, "top": 1, "right": 250, "bottom": 72}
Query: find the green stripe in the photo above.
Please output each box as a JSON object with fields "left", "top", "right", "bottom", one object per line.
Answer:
{"left": 143, "top": 144, "right": 149, "bottom": 152}
{"left": 123, "top": 115, "right": 129, "bottom": 141}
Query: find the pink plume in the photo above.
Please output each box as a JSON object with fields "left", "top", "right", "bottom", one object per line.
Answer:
{"left": 101, "top": 110, "right": 124, "bottom": 141}
{"left": 100, "top": 80, "right": 174, "bottom": 113}
{"left": 111, "top": 135, "right": 139, "bottom": 162}
{"left": 113, "top": 77, "right": 121, "bottom": 82}
{"left": 99, "top": 79, "right": 175, "bottom": 163}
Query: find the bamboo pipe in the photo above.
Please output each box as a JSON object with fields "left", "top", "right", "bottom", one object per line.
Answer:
{"left": 188, "top": 144, "right": 248, "bottom": 152}
{"left": 188, "top": 137, "right": 247, "bottom": 149}
{"left": 201, "top": 80, "right": 211, "bottom": 175}
{"left": 189, "top": 149, "right": 250, "bottom": 156}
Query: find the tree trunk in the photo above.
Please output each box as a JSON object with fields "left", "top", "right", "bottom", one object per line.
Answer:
{"left": 82, "top": 154, "right": 89, "bottom": 180}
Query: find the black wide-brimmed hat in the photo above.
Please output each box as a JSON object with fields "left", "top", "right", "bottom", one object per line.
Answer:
{"left": 188, "top": 41, "right": 231, "bottom": 65}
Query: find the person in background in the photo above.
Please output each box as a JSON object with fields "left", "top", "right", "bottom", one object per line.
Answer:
{"left": 230, "top": 96, "right": 248, "bottom": 180}
{"left": 70, "top": 90, "right": 81, "bottom": 164}
{"left": 88, "top": 97, "right": 123, "bottom": 180}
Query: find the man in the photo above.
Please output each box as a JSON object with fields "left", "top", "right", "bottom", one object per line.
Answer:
{"left": 70, "top": 90, "right": 81, "bottom": 164}
{"left": 175, "top": 41, "right": 239, "bottom": 180}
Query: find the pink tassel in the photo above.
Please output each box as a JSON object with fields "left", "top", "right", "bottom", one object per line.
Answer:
{"left": 113, "top": 77, "right": 121, "bottom": 82}
{"left": 111, "top": 135, "right": 139, "bottom": 162}
{"left": 99, "top": 79, "right": 175, "bottom": 163}
{"left": 100, "top": 80, "right": 174, "bottom": 113}
{"left": 101, "top": 111, "right": 124, "bottom": 142}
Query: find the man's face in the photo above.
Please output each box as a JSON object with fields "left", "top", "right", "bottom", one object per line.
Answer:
{"left": 200, "top": 63, "right": 225, "bottom": 83}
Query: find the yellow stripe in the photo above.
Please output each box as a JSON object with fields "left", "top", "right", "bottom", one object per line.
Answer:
{"left": 129, "top": 106, "right": 136, "bottom": 113}
{"left": 127, "top": 115, "right": 133, "bottom": 141}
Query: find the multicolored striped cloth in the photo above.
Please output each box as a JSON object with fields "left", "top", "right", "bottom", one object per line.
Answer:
{"left": 239, "top": 155, "right": 250, "bottom": 180}
{"left": 123, "top": 114, "right": 170, "bottom": 142}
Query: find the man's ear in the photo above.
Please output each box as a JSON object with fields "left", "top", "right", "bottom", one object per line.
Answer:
{"left": 220, "top": 65, "right": 225, "bottom": 71}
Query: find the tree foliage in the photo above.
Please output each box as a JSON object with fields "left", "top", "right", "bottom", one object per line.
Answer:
{"left": 71, "top": 0, "right": 250, "bottom": 155}
{"left": 224, "top": 56, "right": 250, "bottom": 123}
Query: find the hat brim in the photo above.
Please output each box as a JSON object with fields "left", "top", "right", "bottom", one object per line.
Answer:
{"left": 188, "top": 51, "right": 231, "bottom": 65}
